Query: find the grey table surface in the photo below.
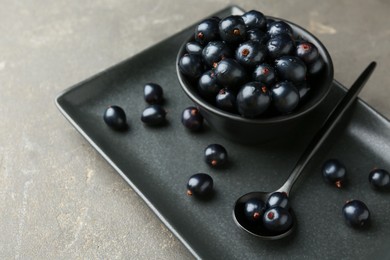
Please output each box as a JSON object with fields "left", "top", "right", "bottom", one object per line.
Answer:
{"left": 1, "top": 0, "right": 389, "bottom": 259}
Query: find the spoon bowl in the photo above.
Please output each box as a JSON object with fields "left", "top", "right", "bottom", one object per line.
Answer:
{"left": 233, "top": 192, "right": 296, "bottom": 239}
{"left": 233, "top": 62, "right": 376, "bottom": 239}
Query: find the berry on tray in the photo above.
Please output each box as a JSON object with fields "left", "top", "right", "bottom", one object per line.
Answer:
{"left": 141, "top": 105, "right": 166, "bottom": 126}
{"left": 321, "top": 159, "right": 346, "bottom": 188}
{"left": 368, "top": 168, "right": 390, "bottom": 191}
{"left": 204, "top": 144, "right": 228, "bottom": 167}
{"left": 181, "top": 106, "right": 204, "bottom": 131}
{"left": 342, "top": 200, "right": 370, "bottom": 228}
{"left": 187, "top": 173, "right": 214, "bottom": 197}
{"left": 103, "top": 105, "right": 128, "bottom": 131}
{"left": 144, "top": 83, "right": 164, "bottom": 104}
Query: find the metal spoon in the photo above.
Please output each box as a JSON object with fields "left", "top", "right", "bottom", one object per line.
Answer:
{"left": 233, "top": 62, "right": 377, "bottom": 239}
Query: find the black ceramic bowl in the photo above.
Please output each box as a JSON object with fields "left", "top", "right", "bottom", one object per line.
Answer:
{"left": 176, "top": 17, "right": 334, "bottom": 144}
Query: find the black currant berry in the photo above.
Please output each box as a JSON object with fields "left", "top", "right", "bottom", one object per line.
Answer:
{"left": 266, "top": 33, "right": 294, "bottom": 59}
{"left": 181, "top": 106, "right": 204, "bottom": 131}
{"left": 246, "top": 28, "right": 269, "bottom": 44}
{"left": 236, "top": 82, "right": 271, "bottom": 118}
{"left": 204, "top": 144, "right": 228, "bottom": 167}
{"left": 253, "top": 63, "right": 276, "bottom": 86}
{"left": 103, "top": 105, "right": 127, "bottom": 131}
{"left": 235, "top": 41, "right": 267, "bottom": 67}
{"left": 187, "top": 173, "right": 213, "bottom": 197}
{"left": 322, "top": 159, "right": 346, "bottom": 188}
{"left": 219, "top": 15, "right": 246, "bottom": 44}
{"left": 144, "top": 83, "right": 163, "bottom": 104}
{"left": 266, "top": 192, "right": 290, "bottom": 209}
{"left": 195, "top": 18, "right": 220, "bottom": 45}
{"left": 267, "top": 21, "right": 293, "bottom": 38}
{"left": 244, "top": 198, "right": 266, "bottom": 222}
{"left": 185, "top": 41, "right": 203, "bottom": 56}
{"left": 141, "top": 105, "right": 166, "bottom": 126}
{"left": 198, "top": 70, "right": 221, "bottom": 99}
{"left": 215, "top": 88, "right": 237, "bottom": 113}
{"left": 271, "top": 81, "right": 300, "bottom": 114}
{"left": 295, "top": 42, "right": 319, "bottom": 64}
{"left": 202, "top": 41, "right": 232, "bottom": 67}
{"left": 368, "top": 168, "right": 390, "bottom": 191}
{"left": 241, "top": 10, "right": 267, "bottom": 30}
{"left": 275, "top": 56, "right": 307, "bottom": 83}
{"left": 214, "top": 58, "right": 247, "bottom": 90}
{"left": 342, "top": 200, "right": 370, "bottom": 228}
{"left": 263, "top": 207, "right": 293, "bottom": 232}
{"left": 178, "top": 54, "right": 203, "bottom": 79}
{"left": 307, "top": 57, "right": 325, "bottom": 76}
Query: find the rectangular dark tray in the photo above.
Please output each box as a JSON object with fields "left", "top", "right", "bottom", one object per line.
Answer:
{"left": 56, "top": 6, "right": 390, "bottom": 259}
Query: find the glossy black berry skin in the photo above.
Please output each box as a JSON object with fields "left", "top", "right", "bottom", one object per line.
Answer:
{"left": 219, "top": 15, "right": 246, "bottom": 44}
{"left": 187, "top": 173, "right": 213, "bottom": 197}
{"left": 235, "top": 41, "right": 267, "bottom": 67}
{"left": 202, "top": 41, "right": 232, "bottom": 67}
{"left": 237, "top": 82, "right": 271, "bottom": 118}
{"left": 296, "top": 81, "right": 310, "bottom": 101}
{"left": 178, "top": 54, "right": 203, "bottom": 79}
{"left": 141, "top": 105, "right": 166, "bottom": 126}
{"left": 253, "top": 63, "right": 276, "bottom": 86}
{"left": 185, "top": 41, "right": 203, "bottom": 56}
{"left": 342, "top": 200, "right": 370, "bottom": 228}
{"left": 244, "top": 198, "right": 266, "bottom": 222}
{"left": 263, "top": 207, "right": 293, "bottom": 232}
{"left": 194, "top": 18, "right": 220, "bottom": 45}
{"left": 204, "top": 144, "right": 228, "bottom": 167}
{"left": 322, "top": 159, "right": 346, "bottom": 188}
{"left": 242, "top": 10, "right": 266, "bottom": 30}
{"left": 266, "top": 192, "right": 290, "bottom": 209}
{"left": 181, "top": 106, "right": 204, "bottom": 131}
{"left": 295, "top": 42, "right": 319, "bottom": 64}
{"left": 215, "top": 58, "right": 247, "bottom": 89}
{"left": 198, "top": 70, "right": 221, "bottom": 99}
{"left": 368, "top": 168, "right": 390, "bottom": 191}
{"left": 103, "top": 105, "right": 127, "bottom": 131}
{"left": 267, "top": 21, "right": 293, "bottom": 38}
{"left": 246, "top": 28, "right": 269, "bottom": 44}
{"left": 266, "top": 33, "right": 294, "bottom": 59}
{"left": 307, "top": 57, "right": 325, "bottom": 76}
{"left": 271, "top": 81, "right": 300, "bottom": 114}
{"left": 275, "top": 56, "right": 307, "bottom": 83}
{"left": 215, "top": 88, "right": 237, "bottom": 113}
{"left": 144, "top": 83, "right": 163, "bottom": 104}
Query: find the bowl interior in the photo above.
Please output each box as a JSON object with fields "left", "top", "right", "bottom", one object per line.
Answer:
{"left": 176, "top": 16, "right": 334, "bottom": 124}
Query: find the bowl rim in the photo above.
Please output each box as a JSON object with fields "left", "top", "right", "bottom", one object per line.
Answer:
{"left": 176, "top": 16, "right": 334, "bottom": 124}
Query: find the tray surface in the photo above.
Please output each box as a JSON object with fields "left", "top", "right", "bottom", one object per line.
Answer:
{"left": 56, "top": 6, "right": 390, "bottom": 259}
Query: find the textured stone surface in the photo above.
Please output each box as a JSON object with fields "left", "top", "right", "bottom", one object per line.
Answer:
{"left": 0, "top": 0, "right": 389, "bottom": 259}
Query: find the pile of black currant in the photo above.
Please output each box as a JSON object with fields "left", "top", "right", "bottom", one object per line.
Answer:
{"left": 178, "top": 10, "right": 325, "bottom": 118}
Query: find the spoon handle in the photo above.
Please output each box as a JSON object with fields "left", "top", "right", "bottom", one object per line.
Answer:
{"left": 279, "top": 62, "right": 377, "bottom": 195}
